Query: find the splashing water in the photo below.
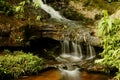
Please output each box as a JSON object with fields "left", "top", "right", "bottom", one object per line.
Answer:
{"left": 59, "top": 68, "right": 81, "bottom": 80}
{"left": 56, "top": 38, "right": 96, "bottom": 62}
{"left": 56, "top": 38, "right": 83, "bottom": 62}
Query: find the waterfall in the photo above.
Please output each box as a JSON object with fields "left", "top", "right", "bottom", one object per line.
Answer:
{"left": 33, "top": 0, "right": 67, "bottom": 21}
{"left": 32, "top": 0, "right": 82, "bottom": 27}
{"left": 56, "top": 38, "right": 83, "bottom": 62}
{"left": 32, "top": 1, "right": 96, "bottom": 80}
{"left": 62, "top": 39, "right": 70, "bottom": 54}
{"left": 59, "top": 68, "right": 80, "bottom": 80}
{"left": 56, "top": 38, "right": 96, "bottom": 62}
{"left": 71, "top": 41, "right": 82, "bottom": 57}
{"left": 86, "top": 44, "right": 96, "bottom": 60}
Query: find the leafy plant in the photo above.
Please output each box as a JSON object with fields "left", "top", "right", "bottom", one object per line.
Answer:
{"left": 14, "top": 1, "right": 25, "bottom": 13}
{"left": 0, "top": 50, "right": 44, "bottom": 80}
{"left": 13, "top": 1, "right": 27, "bottom": 19}
{"left": 0, "top": 0, "right": 31, "bottom": 16}
{"left": 98, "top": 10, "right": 112, "bottom": 37}
{"left": 33, "top": 0, "right": 41, "bottom": 9}
{"left": 0, "top": 0, "right": 13, "bottom": 15}
{"left": 96, "top": 10, "right": 120, "bottom": 79}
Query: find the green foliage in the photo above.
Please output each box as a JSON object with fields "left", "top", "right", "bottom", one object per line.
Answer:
{"left": 97, "top": 10, "right": 120, "bottom": 79}
{"left": 0, "top": 0, "right": 13, "bottom": 15}
{"left": 33, "top": 0, "right": 41, "bottom": 9}
{"left": 0, "top": 0, "right": 30, "bottom": 16}
{"left": 98, "top": 10, "right": 112, "bottom": 37}
{"left": 0, "top": 50, "right": 44, "bottom": 80}
{"left": 14, "top": 1, "right": 25, "bottom": 13}
{"left": 13, "top": 0, "right": 29, "bottom": 19}
{"left": 0, "top": 0, "right": 42, "bottom": 22}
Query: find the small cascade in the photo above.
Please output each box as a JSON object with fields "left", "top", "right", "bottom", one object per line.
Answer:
{"left": 61, "top": 39, "right": 70, "bottom": 54}
{"left": 59, "top": 68, "right": 80, "bottom": 80}
{"left": 71, "top": 41, "right": 83, "bottom": 58}
{"left": 56, "top": 38, "right": 96, "bottom": 62}
{"left": 56, "top": 39, "right": 96, "bottom": 80}
{"left": 33, "top": 0, "right": 67, "bottom": 21}
{"left": 86, "top": 44, "right": 96, "bottom": 60}
{"left": 56, "top": 38, "right": 83, "bottom": 62}
{"left": 33, "top": 0, "right": 81, "bottom": 27}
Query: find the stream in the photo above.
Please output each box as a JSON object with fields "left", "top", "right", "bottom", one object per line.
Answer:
{"left": 17, "top": 0, "right": 113, "bottom": 80}
{"left": 18, "top": 69, "right": 112, "bottom": 80}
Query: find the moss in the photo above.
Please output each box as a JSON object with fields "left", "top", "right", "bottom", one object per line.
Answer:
{"left": 0, "top": 50, "right": 44, "bottom": 80}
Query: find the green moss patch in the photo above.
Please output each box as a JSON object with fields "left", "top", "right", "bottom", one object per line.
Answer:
{"left": 0, "top": 50, "right": 44, "bottom": 80}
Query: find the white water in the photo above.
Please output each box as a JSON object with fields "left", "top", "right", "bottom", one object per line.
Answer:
{"left": 56, "top": 38, "right": 83, "bottom": 62}
{"left": 33, "top": 0, "right": 67, "bottom": 21}
{"left": 32, "top": 0, "right": 81, "bottom": 28}
{"left": 71, "top": 41, "right": 82, "bottom": 57}
{"left": 59, "top": 68, "right": 80, "bottom": 80}
{"left": 56, "top": 39, "right": 96, "bottom": 62}
{"left": 33, "top": 0, "right": 96, "bottom": 63}
{"left": 86, "top": 44, "right": 96, "bottom": 60}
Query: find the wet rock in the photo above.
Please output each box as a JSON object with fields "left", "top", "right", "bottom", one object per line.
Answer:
{"left": 44, "top": 60, "right": 107, "bottom": 74}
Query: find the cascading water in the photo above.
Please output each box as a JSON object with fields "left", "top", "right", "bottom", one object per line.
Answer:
{"left": 33, "top": 0, "right": 83, "bottom": 27}
{"left": 57, "top": 38, "right": 83, "bottom": 62}
{"left": 56, "top": 38, "right": 96, "bottom": 80}
{"left": 33, "top": 0, "right": 67, "bottom": 21}
{"left": 32, "top": 0, "right": 96, "bottom": 80}
{"left": 32, "top": 0, "right": 96, "bottom": 60}
{"left": 71, "top": 41, "right": 83, "bottom": 57}
{"left": 86, "top": 44, "right": 96, "bottom": 60}
{"left": 56, "top": 38, "right": 96, "bottom": 63}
